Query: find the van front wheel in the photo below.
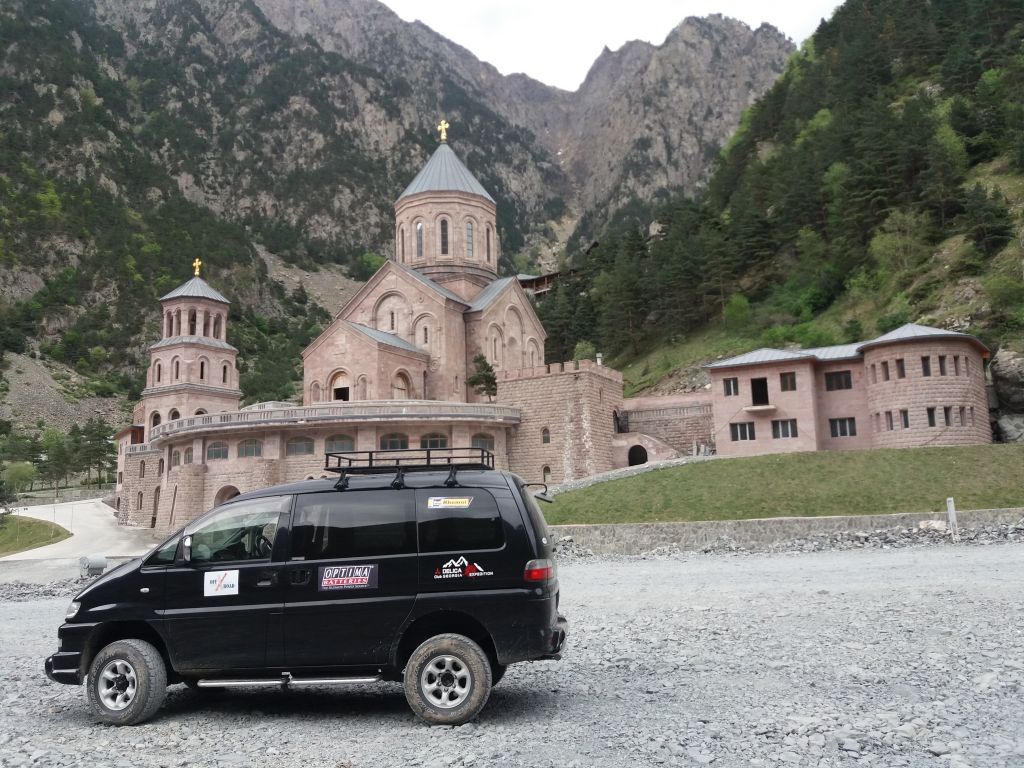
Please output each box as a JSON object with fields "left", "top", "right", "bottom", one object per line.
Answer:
{"left": 86, "top": 639, "right": 167, "bottom": 726}
{"left": 404, "top": 633, "right": 492, "bottom": 725}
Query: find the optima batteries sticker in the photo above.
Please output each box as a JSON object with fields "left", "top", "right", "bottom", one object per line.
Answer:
{"left": 318, "top": 564, "right": 378, "bottom": 591}
{"left": 204, "top": 570, "right": 239, "bottom": 597}
{"left": 427, "top": 496, "right": 473, "bottom": 509}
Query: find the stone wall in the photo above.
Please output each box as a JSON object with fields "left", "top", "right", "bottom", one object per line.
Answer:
{"left": 552, "top": 507, "right": 1024, "bottom": 554}
{"left": 620, "top": 403, "right": 713, "bottom": 454}
{"left": 498, "top": 360, "right": 623, "bottom": 484}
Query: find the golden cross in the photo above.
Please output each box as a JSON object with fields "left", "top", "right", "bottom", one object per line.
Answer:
{"left": 437, "top": 119, "right": 449, "bottom": 142}
{"left": 192, "top": 257, "right": 202, "bottom": 277}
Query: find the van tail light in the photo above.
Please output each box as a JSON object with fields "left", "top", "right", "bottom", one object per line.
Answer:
{"left": 524, "top": 559, "right": 555, "bottom": 583}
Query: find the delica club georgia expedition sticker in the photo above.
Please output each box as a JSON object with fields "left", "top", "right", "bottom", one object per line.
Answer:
{"left": 434, "top": 556, "right": 494, "bottom": 580}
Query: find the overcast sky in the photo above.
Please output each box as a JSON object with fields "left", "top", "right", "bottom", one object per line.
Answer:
{"left": 380, "top": 1, "right": 844, "bottom": 91}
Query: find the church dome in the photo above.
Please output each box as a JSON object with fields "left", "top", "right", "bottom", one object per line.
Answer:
{"left": 397, "top": 143, "right": 494, "bottom": 203}
{"left": 160, "top": 276, "right": 230, "bottom": 305}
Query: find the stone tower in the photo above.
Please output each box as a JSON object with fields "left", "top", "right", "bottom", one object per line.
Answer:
{"left": 140, "top": 272, "right": 242, "bottom": 439}
{"left": 393, "top": 136, "right": 499, "bottom": 302}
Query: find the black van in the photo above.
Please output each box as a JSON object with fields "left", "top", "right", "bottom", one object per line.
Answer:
{"left": 44, "top": 449, "right": 567, "bottom": 726}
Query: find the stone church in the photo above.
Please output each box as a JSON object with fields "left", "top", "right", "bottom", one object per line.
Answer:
{"left": 115, "top": 132, "right": 672, "bottom": 533}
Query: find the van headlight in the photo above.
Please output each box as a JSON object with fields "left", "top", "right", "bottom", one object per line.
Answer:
{"left": 65, "top": 601, "right": 81, "bottom": 621}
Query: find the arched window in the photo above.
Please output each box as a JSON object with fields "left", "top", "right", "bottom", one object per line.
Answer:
{"left": 222, "top": 364, "right": 229, "bottom": 384}
{"left": 311, "top": 382, "right": 321, "bottom": 403}
{"left": 174, "top": 360, "right": 180, "bottom": 380}
{"left": 151, "top": 412, "right": 161, "bottom": 429}
{"left": 213, "top": 315, "right": 222, "bottom": 340}
{"left": 486, "top": 227, "right": 491, "bottom": 262}
{"left": 165, "top": 311, "right": 173, "bottom": 337}
{"left": 207, "top": 442, "right": 228, "bottom": 461}
{"left": 471, "top": 433, "right": 495, "bottom": 451}
{"left": 238, "top": 439, "right": 262, "bottom": 458}
{"left": 169, "top": 409, "right": 180, "bottom": 420}
{"left": 440, "top": 219, "right": 449, "bottom": 255}
{"left": 466, "top": 221, "right": 474, "bottom": 258}
{"left": 325, "top": 435, "right": 355, "bottom": 453}
{"left": 171, "top": 450, "right": 181, "bottom": 468}
{"left": 137, "top": 492, "right": 143, "bottom": 510}
{"left": 199, "top": 361, "right": 206, "bottom": 381}
{"left": 195, "top": 409, "right": 207, "bottom": 416}
{"left": 420, "top": 433, "right": 448, "bottom": 449}
{"left": 139, "top": 461, "right": 146, "bottom": 479}
{"left": 158, "top": 458, "right": 165, "bottom": 475}
{"left": 391, "top": 372, "right": 411, "bottom": 399}
{"left": 380, "top": 433, "right": 409, "bottom": 450}
{"left": 188, "top": 309, "right": 197, "bottom": 335}
{"left": 416, "top": 222, "right": 424, "bottom": 258}
{"left": 155, "top": 363, "right": 162, "bottom": 384}
{"left": 542, "top": 466, "right": 551, "bottom": 483}
{"left": 400, "top": 227, "right": 405, "bottom": 262}
{"left": 183, "top": 447, "right": 194, "bottom": 464}
{"left": 542, "top": 427, "right": 550, "bottom": 444}
{"left": 286, "top": 437, "right": 315, "bottom": 456}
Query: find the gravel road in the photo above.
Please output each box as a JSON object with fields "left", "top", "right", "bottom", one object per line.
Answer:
{"left": 2, "top": 544, "right": 1022, "bottom": 768}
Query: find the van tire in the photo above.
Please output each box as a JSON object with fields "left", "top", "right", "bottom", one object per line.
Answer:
{"left": 404, "top": 633, "right": 492, "bottom": 725}
{"left": 86, "top": 639, "right": 167, "bottom": 726}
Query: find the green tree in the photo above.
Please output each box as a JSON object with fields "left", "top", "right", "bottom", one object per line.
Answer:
{"left": 3, "top": 461, "right": 37, "bottom": 495}
{"left": 39, "top": 429, "right": 71, "bottom": 492}
{"left": 572, "top": 340, "right": 597, "bottom": 361}
{"left": 466, "top": 354, "right": 497, "bottom": 401}
{"left": 963, "top": 184, "right": 1014, "bottom": 257}
{"left": 722, "top": 294, "right": 753, "bottom": 332}
{"left": 868, "top": 209, "right": 932, "bottom": 274}
{"left": 350, "top": 252, "right": 386, "bottom": 281}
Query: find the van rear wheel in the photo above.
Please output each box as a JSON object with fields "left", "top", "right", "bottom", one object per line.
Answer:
{"left": 404, "top": 633, "right": 491, "bottom": 725}
{"left": 86, "top": 639, "right": 167, "bottom": 726}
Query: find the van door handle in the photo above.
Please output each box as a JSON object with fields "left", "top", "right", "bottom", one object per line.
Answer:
{"left": 289, "top": 569, "right": 311, "bottom": 587}
{"left": 256, "top": 571, "right": 278, "bottom": 587}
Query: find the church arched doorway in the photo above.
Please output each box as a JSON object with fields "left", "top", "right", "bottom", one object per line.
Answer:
{"left": 214, "top": 485, "right": 240, "bottom": 506}
{"left": 628, "top": 445, "right": 648, "bottom": 466}
{"left": 330, "top": 371, "right": 350, "bottom": 402}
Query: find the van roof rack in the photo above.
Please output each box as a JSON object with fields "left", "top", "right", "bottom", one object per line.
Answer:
{"left": 324, "top": 448, "right": 495, "bottom": 490}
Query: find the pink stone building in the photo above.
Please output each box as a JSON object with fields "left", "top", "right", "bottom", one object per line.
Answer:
{"left": 705, "top": 325, "right": 992, "bottom": 457}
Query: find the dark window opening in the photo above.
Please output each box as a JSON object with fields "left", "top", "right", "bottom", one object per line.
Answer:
{"left": 751, "top": 377, "right": 769, "bottom": 406}
{"left": 628, "top": 445, "right": 648, "bottom": 465}
{"left": 780, "top": 372, "right": 796, "bottom": 391}
{"left": 334, "top": 386, "right": 350, "bottom": 402}
{"left": 825, "top": 370, "right": 853, "bottom": 391}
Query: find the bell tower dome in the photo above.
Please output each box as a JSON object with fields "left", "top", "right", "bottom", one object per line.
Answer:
{"left": 394, "top": 123, "right": 499, "bottom": 301}
{"left": 139, "top": 261, "right": 242, "bottom": 440}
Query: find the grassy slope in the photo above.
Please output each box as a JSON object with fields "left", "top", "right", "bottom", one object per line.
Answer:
{"left": 0, "top": 515, "right": 70, "bottom": 557}
{"left": 546, "top": 444, "right": 1024, "bottom": 525}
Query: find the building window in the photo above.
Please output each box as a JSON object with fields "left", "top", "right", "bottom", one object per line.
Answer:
{"left": 825, "top": 370, "right": 853, "bottom": 391}
{"left": 471, "top": 433, "right": 495, "bottom": 452}
{"left": 156, "top": 363, "right": 162, "bottom": 384}
{"left": 881, "top": 361, "right": 890, "bottom": 381}
{"left": 423, "top": 326, "right": 429, "bottom": 344}
{"left": 927, "top": 407, "right": 936, "bottom": 427}
{"left": 541, "top": 427, "right": 550, "bottom": 444}
{"left": 380, "top": 433, "right": 409, "bottom": 450}
{"left": 486, "top": 227, "right": 492, "bottom": 262}
{"left": 885, "top": 412, "right": 894, "bottom": 431}
{"left": 771, "top": 419, "right": 798, "bottom": 439}
{"left": 139, "top": 461, "right": 146, "bottom": 479}
{"left": 137, "top": 492, "right": 143, "bottom": 510}
{"left": 118, "top": 472, "right": 123, "bottom": 484}
{"left": 400, "top": 227, "right": 405, "bottom": 262}
{"left": 151, "top": 412, "right": 161, "bottom": 429}
{"left": 829, "top": 418, "right": 857, "bottom": 438}
{"left": 223, "top": 364, "right": 229, "bottom": 384}
{"left": 779, "top": 372, "right": 796, "bottom": 392}
{"left": 238, "top": 439, "right": 262, "bottom": 458}
{"left": 199, "top": 361, "right": 206, "bottom": 381}
{"left": 723, "top": 377, "right": 739, "bottom": 396}
{"left": 959, "top": 406, "right": 967, "bottom": 426}
{"left": 943, "top": 406, "right": 952, "bottom": 427}
{"left": 325, "top": 435, "right": 355, "bottom": 453}
{"left": 954, "top": 356, "right": 961, "bottom": 376}
{"left": 896, "top": 359, "right": 906, "bottom": 378}
{"left": 969, "top": 406, "right": 975, "bottom": 426}
{"left": 965, "top": 357, "right": 971, "bottom": 376}
{"left": 900, "top": 409, "right": 909, "bottom": 428}
{"left": 466, "top": 221, "right": 474, "bottom": 258}
{"left": 158, "top": 458, "right": 165, "bottom": 475}
{"left": 171, "top": 451, "right": 181, "bottom": 468}
{"left": 440, "top": 219, "right": 449, "bottom": 255}
{"left": 939, "top": 355, "right": 947, "bottom": 376}
{"left": 207, "top": 442, "right": 228, "bottom": 460}
{"left": 730, "top": 422, "right": 756, "bottom": 441}
{"left": 542, "top": 465, "right": 550, "bottom": 483}
{"left": 921, "top": 356, "right": 931, "bottom": 377}
{"left": 870, "top": 364, "right": 877, "bottom": 384}
{"left": 184, "top": 447, "right": 193, "bottom": 464}
{"left": 420, "top": 434, "right": 448, "bottom": 449}
{"left": 286, "top": 437, "right": 315, "bottom": 456}
{"left": 169, "top": 409, "right": 180, "bottom": 420}
{"left": 751, "top": 378, "right": 769, "bottom": 405}
{"left": 174, "top": 360, "right": 180, "bottom": 380}
{"left": 416, "top": 222, "right": 424, "bottom": 258}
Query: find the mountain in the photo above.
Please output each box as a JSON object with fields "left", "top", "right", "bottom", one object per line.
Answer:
{"left": 0, "top": 0, "right": 792, "bottom": 434}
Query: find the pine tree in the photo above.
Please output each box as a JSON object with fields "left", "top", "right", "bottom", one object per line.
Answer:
{"left": 466, "top": 354, "right": 497, "bottom": 401}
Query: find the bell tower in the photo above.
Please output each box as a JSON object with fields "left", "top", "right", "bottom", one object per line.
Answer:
{"left": 139, "top": 260, "right": 242, "bottom": 440}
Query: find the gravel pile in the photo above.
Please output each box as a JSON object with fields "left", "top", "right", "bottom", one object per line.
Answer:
{"left": 2, "top": 544, "right": 1023, "bottom": 767}
{"left": 0, "top": 577, "right": 92, "bottom": 602}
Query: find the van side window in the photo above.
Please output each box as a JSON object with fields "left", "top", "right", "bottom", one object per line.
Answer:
{"left": 290, "top": 491, "right": 415, "bottom": 560}
{"left": 418, "top": 490, "right": 504, "bottom": 553}
{"left": 188, "top": 496, "right": 288, "bottom": 565}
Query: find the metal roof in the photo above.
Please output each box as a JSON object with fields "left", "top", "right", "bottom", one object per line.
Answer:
{"left": 859, "top": 323, "right": 987, "bottom": 352}
{"left": 467, "top": 277, "right": 516, "bottom": 312}
{"left": 705, "top": 348, "right": 813, "bottom": 369}
{"left": 350, "top": 323, "right": 426, "bottom": 355}
{"left": 150, "top": 335, "right": 237, "bottom": 352}
{"left": 159, "top": 277, "right": 230, "bottom": 304}
{"left": 392, "top": 262, "right": 467, "bottom": 305}
{"left": 801, "top": 343, "right": 862, "bottom": 361}
{"left": 397, "top": 143, "right": 494, "bottom": 203}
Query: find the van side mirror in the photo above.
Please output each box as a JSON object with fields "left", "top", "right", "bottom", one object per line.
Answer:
{"left": 533, "top": 492, "right": 554, "bottom": 504}
{"left": 182, "top": 535, "right": 192, "bottom": 563}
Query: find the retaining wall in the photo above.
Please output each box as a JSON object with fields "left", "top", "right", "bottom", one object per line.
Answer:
{"left": 550, "top": 507, "right": 1024, "bottom": 555}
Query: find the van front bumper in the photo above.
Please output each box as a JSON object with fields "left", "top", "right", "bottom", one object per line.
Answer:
{"left": 45, "top": 652, "right": 83, "bottom": 685}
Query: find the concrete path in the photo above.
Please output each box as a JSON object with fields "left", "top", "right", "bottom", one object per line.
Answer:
{"left": 0, "top": 498, "right": 156, "bottom": 562}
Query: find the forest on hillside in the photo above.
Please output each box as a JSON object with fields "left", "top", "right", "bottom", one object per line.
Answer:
{"left": 540, "top": 0, "right": 1024, "bottom": 364}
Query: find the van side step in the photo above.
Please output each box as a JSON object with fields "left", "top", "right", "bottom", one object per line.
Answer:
{"left": 197, "top": 674, "right": 381, "bottom": 689}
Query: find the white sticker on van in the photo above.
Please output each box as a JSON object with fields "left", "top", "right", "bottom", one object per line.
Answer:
{"left": 427, "top": 496, "right": 473, "bottom": 509}
{"left": 204, "top": 570, "right": 239, "bottom": 596}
